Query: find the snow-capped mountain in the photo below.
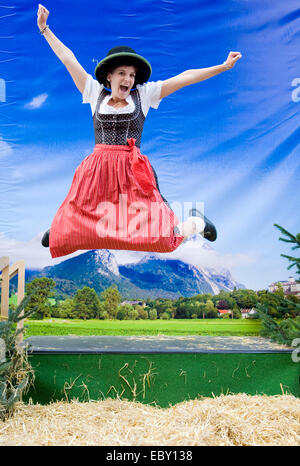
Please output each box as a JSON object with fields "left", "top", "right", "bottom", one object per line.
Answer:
{"left": 93, "top": 249, "right": 120, "bottom": 277}
{"left": 26, "top": 235, "right": 245, "bottom": 299}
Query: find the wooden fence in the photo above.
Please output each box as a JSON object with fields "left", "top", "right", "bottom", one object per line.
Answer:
{"left": 0, "top": 256, "right": 25, "bottom": 342}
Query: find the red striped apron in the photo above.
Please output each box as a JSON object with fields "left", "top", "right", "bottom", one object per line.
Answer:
{"left": 49, "top": 138, "right": 184, "bottom": 258}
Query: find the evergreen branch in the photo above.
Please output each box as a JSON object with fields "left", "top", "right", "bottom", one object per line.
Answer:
{"left": 8, "top": 294, "right": 37, "bottom": 323}
{"left": 279, "top": 255, "right": 299, "bottom": 270}
{"left": 256, "top": 303, "right": 289, "bottom": 344}
{"left": 274, "top": 224, "right": 298, "bottom": 244}
{"left": 0, "top": 294, "right": 36, "bottom": 421}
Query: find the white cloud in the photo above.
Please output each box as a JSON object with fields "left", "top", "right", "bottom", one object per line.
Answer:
{"left": 0, "top": 232, "right": 83, "bottom": 269}
{"left": 0, "top": 137, "right": 13, "bottom": 158}
{"left": 25, "top": 93, "right": 48, "bottom": 109}
{"left": 113, "top": 237, "right": 257, "bottom": 274}
{"left": 112, "top": 249, "right": 146, "bottom": 265}
{"left": 0, "top": 230, "right": 145, "bottom": 270}
{"left": 219, "top": 149, "right": 300, "bottom": 243}
{"left": 154, "top": 236, "right": 257, "bottom": 273}
{"left": 0, "top": 232, "right": 52, "bottom": 269}
{"left": 0, "top": 231, "right": 255, "bottom": 279}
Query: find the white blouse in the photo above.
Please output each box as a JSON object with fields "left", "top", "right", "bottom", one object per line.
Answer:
{"left": 82, "top": 74, "right": 163, "bottom": 117}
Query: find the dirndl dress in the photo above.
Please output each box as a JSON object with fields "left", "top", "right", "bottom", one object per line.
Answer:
{"left": 49, "top": 86, "right": 185, "bottom": 258}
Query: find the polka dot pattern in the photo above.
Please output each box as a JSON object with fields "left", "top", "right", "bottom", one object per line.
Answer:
{"left": 93, "top": 89, "right": 145, "bottom": 147}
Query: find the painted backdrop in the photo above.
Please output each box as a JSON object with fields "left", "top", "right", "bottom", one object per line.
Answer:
{"left": 0, "top": 0, "right": 299, "bottom": 290}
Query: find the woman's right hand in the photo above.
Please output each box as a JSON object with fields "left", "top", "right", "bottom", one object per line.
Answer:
{"left": 37, "top": 4, "right": 49, "bottom": 31}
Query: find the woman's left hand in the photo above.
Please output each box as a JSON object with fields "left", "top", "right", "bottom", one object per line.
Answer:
{"left": 223, "top": 51, "right": 242, "bottom": 69}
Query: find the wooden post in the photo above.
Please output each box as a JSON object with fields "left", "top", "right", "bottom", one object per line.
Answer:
{"left": 14, "top": 260, "right": 25, "bottom": 344}
{"left": 0, "top": 257, "right": 26, "bottom": 344}
{"left": 0, "top": 256, "right": 9, "bottom": 320}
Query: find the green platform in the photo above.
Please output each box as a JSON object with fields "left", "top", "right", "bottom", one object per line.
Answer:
{"left": 23, "top": 336, "right": 300, "bottom": 407}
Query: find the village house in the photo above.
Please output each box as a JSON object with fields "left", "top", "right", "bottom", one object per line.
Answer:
{"left": 218, "top": 308, "right": 258, "bottom": 319}
{"left": 268, "top": 277, "right": 300, "bottom": 298}
{"left": 240, "top": 308, "right": 258, "bottom": 319}
{"left": 121, "top": 300, "right": 146, "bottom": 307}
{"left": 218, "top": 309, "right": 233, "bottom": 317}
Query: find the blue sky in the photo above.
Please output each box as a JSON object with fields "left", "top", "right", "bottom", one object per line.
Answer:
{"left": 0, "top": 0, "right": 299, "bottom": 290}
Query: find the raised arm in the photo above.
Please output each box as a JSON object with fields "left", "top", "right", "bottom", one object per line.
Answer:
{"left": 37, "top": 4, "right": 87, "bottom": 94}
{"left": 160, "top": 51, "right": 242, "bottom": 99}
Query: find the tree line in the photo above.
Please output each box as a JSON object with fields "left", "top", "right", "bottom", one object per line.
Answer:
{"left": 4, "top": 224, "right": 299, "bottom": 351}
{"left": 6, "top": 225, "right": 300, "bottom": 340}
{"left": 16, "top": 277, "right": 299, "bottom": 321}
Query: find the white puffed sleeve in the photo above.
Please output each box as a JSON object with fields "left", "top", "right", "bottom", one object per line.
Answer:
{"left": 137, "top": 80, "right": 163, "bottom": 117}
{"left": 82, "top": 74, "right": 103, "bottom": 115}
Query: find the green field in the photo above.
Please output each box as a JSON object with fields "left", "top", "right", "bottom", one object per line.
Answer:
{"left": 23, "top": 318, "right": 262, "bottom": 338}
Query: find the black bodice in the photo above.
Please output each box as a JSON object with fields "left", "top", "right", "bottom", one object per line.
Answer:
{"left": 92, "top": 88, "right": 145, "bottom": 148}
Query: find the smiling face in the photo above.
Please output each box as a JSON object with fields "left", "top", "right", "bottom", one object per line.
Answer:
{"left": 106, "top": 65, "right": 137, "bottom": 101}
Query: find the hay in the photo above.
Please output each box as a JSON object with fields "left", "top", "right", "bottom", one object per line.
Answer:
{"left": 0, "top": 394, "right": 299, "bottom": 446}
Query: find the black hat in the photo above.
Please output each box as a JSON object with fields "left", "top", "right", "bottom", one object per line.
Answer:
{"left": 94, "top": 46, "right": 152, "bottom": 86}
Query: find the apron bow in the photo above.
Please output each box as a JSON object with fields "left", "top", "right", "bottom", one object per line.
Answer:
{"left": 127, "top": 138, "right": 155, "bottom": 194}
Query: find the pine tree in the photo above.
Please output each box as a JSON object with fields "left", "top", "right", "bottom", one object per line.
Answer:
{"left": 256, "top": 225, "right": 300, "bottom": 346}
{"left": 0, "top": 295, "right": 36, "bottom": 421}
{"left": 274, "top": 224, "right": 300, "bottom": 279}
{"left": 280, "top": 316, "right": 300, "bottom": 344}
{"left": 256, "top": 302, "right": 289, "bottom": 344}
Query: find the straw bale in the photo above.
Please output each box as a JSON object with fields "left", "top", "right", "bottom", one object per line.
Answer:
{"left": 0, "top": 394, "right": 299, "bottom": 446}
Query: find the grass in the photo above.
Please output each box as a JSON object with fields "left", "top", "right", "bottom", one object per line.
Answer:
{"left": 23, "top": 318, "right": 262, "bottom": 338}
{"left": 9, "top": 294, "right": 18, "bottom": 307}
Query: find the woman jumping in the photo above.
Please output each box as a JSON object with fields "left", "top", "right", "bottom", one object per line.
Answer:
{"left": 37, "top": 4, "right": 242, "bottom": 259}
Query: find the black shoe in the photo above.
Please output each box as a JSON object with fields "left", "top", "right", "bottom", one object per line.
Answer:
{"left": 41, "top": 229, "right": 50, "bottom": 247}
{"left": 189, "top": 208, "right": 217, "bottom": 242}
